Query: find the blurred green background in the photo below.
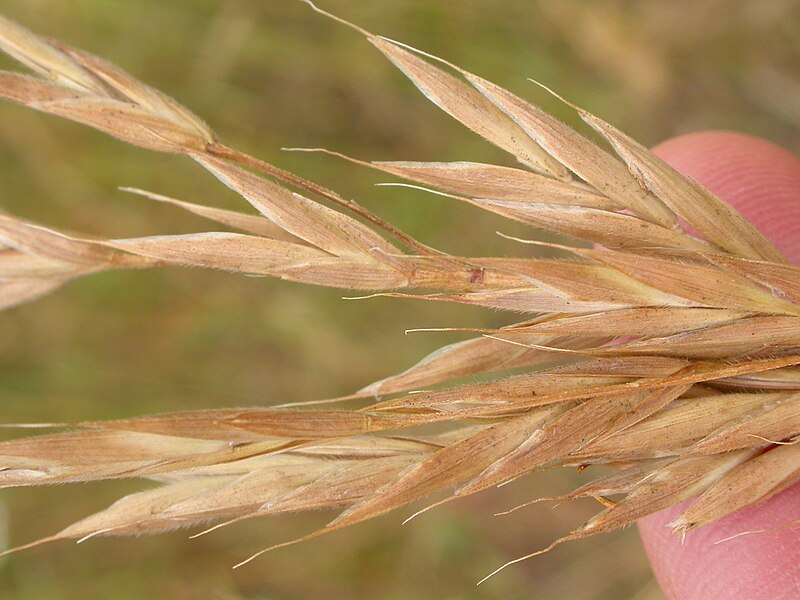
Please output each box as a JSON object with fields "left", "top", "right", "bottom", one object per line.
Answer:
{"left": 0, "top": 0, "right": 798, "bottom": 598}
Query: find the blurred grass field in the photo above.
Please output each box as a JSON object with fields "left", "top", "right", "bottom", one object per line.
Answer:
{"left": 0, "top": 1, "right": 798, "bottom": 598}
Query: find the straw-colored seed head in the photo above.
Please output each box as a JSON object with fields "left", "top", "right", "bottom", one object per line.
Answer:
{"left": 0, "top": 1, "right": 799, "bottom": 582}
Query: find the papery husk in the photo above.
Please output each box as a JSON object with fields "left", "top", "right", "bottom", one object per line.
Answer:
{"left": 0, "top": 3, "right": 798, "bottom": 583}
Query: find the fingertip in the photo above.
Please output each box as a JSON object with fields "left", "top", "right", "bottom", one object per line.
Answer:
{"left": 639, "top": 131, "right": 800, "bottom": 599}
{"left": 639, "top": 485, "right": 800, "bottom": 600}
{"left": 651, "top": 131, "right": 800, "bottom": 263}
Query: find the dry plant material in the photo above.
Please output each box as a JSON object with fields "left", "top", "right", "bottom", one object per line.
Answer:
{"left": 1, "top": 2, "right": 800, "bottom": 581}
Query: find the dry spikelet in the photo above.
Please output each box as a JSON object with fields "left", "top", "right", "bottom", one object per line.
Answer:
{"left": 1, "top": 2, "right": 800, "bottom": 582}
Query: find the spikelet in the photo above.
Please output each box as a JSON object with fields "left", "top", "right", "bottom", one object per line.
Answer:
{"left": 0, "top": 2, "right": 799, "bottom": 582}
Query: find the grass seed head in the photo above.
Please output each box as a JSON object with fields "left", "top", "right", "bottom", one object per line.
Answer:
{"left": 0, "top": 3, "right": 798, "bottom": 582}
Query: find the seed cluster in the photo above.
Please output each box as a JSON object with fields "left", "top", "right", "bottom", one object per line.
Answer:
{"left": 0, "top": 3, "right": 799, "bottom": 580}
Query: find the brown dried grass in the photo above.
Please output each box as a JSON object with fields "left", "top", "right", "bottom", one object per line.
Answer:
{"left": 0, "top": 1, "right": 799, "bottom": 582}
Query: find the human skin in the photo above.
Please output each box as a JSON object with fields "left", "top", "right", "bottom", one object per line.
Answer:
{"left": 639, "top": 131, "right": 800, "bottom": 600}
